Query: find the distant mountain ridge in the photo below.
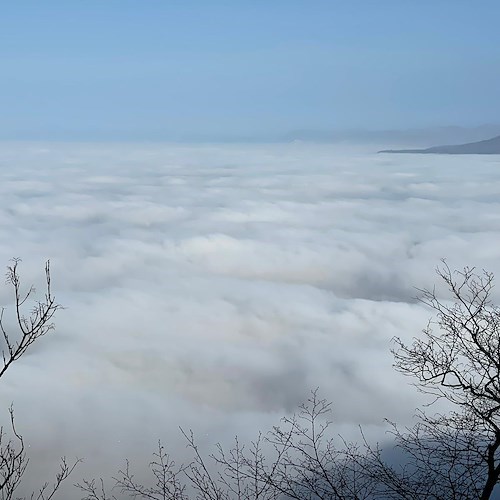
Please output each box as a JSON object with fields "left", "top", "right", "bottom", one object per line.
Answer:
{"left": 283, "top": 125, "right": 500, "bottom": 146}
{"left": 379, "top": 135, "right": 500, "bottom": 154}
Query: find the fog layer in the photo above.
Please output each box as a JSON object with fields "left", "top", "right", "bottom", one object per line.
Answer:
{"left": 0, "top": 142, "right": 499, "bottom": 492}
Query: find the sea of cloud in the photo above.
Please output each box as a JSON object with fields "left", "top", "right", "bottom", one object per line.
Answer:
{"left": 0, "top": 141, "right": 500, "bottom": 495}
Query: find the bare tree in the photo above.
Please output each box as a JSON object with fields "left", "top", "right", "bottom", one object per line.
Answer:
{"left": 345, "top": 262, "right": 500, "bottom": 499}
{"left": 0, "top": 406, "right": 28, "bottom": 500}
{"left": 78, "top": 391, "right": 371, "bottom": 500}
{"left": 393, "top": 263, "right": 500, "bottom": 499}
{"left": 211, "top": 391, "right": 372, "bottom": 500}
{"left": 77, "top": 441, "right": 188, "bottom": 500}
{"left": 0, "top": 259, "right": 79, "bottom": 499}
{"left": 0, "top": 259, "right": 59, "bottom": 379}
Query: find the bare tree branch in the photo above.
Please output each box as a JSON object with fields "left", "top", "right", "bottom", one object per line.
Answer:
{"left": 0, "top": 260, "right": 77, "bottom": 500}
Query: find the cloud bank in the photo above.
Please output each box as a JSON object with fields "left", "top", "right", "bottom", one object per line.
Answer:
{"left": 0, "top": 142, "right": 499, "bottom": 494}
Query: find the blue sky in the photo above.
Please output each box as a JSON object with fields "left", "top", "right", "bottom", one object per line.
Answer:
{"left": 1, "top": 1, "right": 500, "bottom": 140}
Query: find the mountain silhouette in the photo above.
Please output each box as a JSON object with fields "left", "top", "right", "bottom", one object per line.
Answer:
{"left": 379, "top": 135, "right": 500, "bottom": 154}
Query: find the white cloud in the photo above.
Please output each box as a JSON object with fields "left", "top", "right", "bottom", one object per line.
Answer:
{"left": 1, "top": 142, "right": 500, "bottom": 494}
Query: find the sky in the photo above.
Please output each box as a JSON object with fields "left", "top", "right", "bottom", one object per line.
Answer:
{"left": 2, "top": 1, "right": 500, "bottom": 140}
{"left": 1, "top": 142, "right": 500, "bottom": 495}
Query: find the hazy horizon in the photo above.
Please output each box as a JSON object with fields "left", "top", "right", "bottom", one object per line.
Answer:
{"left": 3, "top": 123, "right": 500, "bottom": 148}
